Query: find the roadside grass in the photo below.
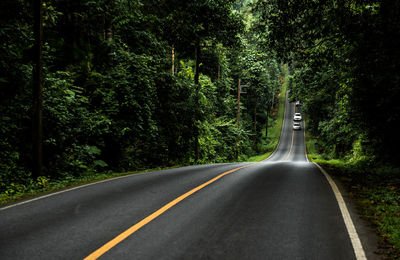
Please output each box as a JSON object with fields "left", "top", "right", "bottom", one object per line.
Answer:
{"left": 306, "top": 131, "right": 400, "bottom": 259}
{"left": 247, "top": 70, "right": 287, "bottom": 162}
{"left": 246, "top": 150, "right": 271, "bottom": 162}
{"left": 0, "top": 165, "right": 183, "bottom": 207}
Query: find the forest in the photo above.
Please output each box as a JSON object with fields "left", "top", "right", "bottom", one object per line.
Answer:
{"left": 1, "top": 0, "right": 399, "bottom": 196}
{"left": 2, "top": 0, "right": 400, "bottom": 256}
{"left": 256, "top": 0, "right": 400, "bottom": 165}
{"left": 254, "top": 0, "right": 400, "bottom": 254}
{"left": 0, "top": 0, "right": 282, "bottom": 194}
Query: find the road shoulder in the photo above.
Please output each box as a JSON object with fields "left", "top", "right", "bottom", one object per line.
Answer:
{"left": 319, "top": 165, "right": 382, "bottom": 260}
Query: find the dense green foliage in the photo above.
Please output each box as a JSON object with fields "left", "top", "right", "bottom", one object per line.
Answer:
{"left": 256, "top": 1, "right": 400, "bottom": 254}
{"left": 255, "top": 0, "right": 400, "bottom": 165}
{"left": 2, "top": 0, "right": 399, "bottom": 253}
{"left": 0, "top": 0, "right": 281, "bottom": 194}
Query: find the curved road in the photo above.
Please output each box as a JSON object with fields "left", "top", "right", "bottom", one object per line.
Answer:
{"left": 0, "top": 95, "right": 364, "bottom": 259}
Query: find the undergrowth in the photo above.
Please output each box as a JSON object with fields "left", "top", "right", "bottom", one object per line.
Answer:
{"left": 0, "top": 166, "right": 181, "bottom": 206}
{"left": 1, "top": 74, "right": 288, "bottom": 206}
{"left": 307, "top": 132, "right": 400, "bottom": 259}
{"left": 247, "top": 68, "right": 287, "bottom": 162}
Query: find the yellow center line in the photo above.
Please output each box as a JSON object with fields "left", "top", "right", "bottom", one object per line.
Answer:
{"left": 84, "top": 163, "right": 257, "bottom": 260}
{"left": 285, "top": 129, "right": 295, "bottom": 161}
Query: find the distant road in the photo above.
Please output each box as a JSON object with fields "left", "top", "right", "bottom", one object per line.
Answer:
{"left": 0, "top": 94, "right": 364, "bottom": 259}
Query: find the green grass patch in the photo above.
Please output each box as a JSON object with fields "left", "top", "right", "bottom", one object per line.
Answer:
{"left": 305, "top": 133, "right": 400, "bottom": 258}
{"left": 247, "top": 152, "right": 272, "bottom": 162}
{"left": 0, "top": 165, "right": 183, "bottom": 207}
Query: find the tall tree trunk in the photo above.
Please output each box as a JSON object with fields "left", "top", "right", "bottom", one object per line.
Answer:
{"left": 105, "top": 23, "right": 113, "bottom": 42}
{"left": 33, "top": 0, "right": 43, "bottom": 177}
{"left": 236, "top": 78, "right": 241, "bottom": 128}
{"left": 104, "top": 0, "right": 113, "bottom": 42}
{"left": 194, "top": 42, "right": 201, "bottom": 161}
{"left": 86, "top": 30, "right": 92, "bottom": 73}
{"left": 265, "top": 109, "right": 269, "bottom": 139}
{"left": 266, "top": 92, "right": 275, "bottom": 139}
{"left": 171, "top": 45, "right": 175, "bottom": 74}
{"left": 235, "top": 78, "right": 241, "bottom": 160}
{"left": 217, "top": 49, "right": 221, "bottom": 80}
{"left": 253, "top": 101, "right": 258, "bottom": 150}
{"left": 253, "top": 101, "right": 257, "bottom": 131}
{"left": 194, "top": 43, "right": 201, "bottom": 85}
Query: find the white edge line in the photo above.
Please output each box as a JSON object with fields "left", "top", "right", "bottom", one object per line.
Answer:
{"left": 303, "top": 118, "right": 309, "bottom": 162}
{"left": 0, "top": 171, "right": 151, "bottom": 211}
{"left": 314, "top": 163, "right": 367, "bottom": 260}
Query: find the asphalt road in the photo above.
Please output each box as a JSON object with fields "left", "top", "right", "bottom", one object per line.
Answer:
{"left": 0, "top": 95, "right": 361, "bottom": 259}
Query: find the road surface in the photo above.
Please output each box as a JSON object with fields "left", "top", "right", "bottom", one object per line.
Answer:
{"left": 0, "top": 95, "right": 364, "bottom": 259}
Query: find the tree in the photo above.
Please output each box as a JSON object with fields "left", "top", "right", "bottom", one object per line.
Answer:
{"left": 0, "top": 0, "right": 282, "bottom": 194}
{"left": 33, "top": 0, "right": 43, "bottom": 177}
{"left": 255, "top": 0, "right": 400, "bottom": 163}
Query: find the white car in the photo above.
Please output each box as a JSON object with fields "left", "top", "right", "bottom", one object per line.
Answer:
{"left": 295, "top": 100, "right": 301, "bottom": 106}
{"left": 293, "top": 113, "right": 302, "bottom": 121}
{"left": 293, "top": 122, "right": 301, "bottom": 130}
